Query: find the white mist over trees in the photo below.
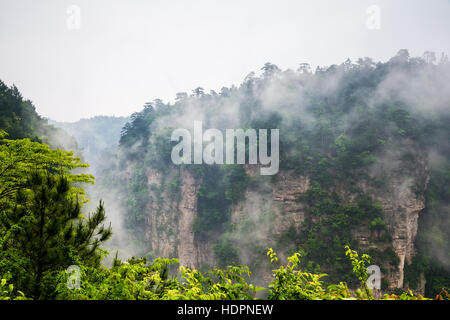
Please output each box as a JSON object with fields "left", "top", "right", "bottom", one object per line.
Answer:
{"left": 1, "top": 49, "right": 449, "bottom": 299}
{"left": 79, "top": 50, "right": 450, "bottom": 296}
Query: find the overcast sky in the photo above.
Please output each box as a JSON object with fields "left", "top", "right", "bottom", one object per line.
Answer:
{"left": 0, "top": 0, "right": 449, "bottom": 122}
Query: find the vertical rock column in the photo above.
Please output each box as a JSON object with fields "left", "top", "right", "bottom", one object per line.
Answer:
{"left": 177, "top": 170, "right": 200, "bottom": 267}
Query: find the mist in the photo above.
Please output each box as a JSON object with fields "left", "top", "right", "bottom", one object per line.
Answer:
{"left": 69, "top": 50, "right": 446, "bottom": 279}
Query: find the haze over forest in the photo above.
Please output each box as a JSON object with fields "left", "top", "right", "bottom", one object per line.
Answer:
{"left": 0, "top": 1, "right": 449, "bottom": 301}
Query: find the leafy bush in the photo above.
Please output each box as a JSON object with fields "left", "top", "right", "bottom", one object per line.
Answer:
{"left": 48, "top": 247, "right": 430, "bottom": 300}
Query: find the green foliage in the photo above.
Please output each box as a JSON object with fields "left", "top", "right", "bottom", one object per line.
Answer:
{"left": 193, "top": 165, "right": 231, "bottom": 240}
{"left": 408, "top": 152, "right": 450, "bottom": 297}
{"left": 0, "top": 172, "right": 111, "bottom": 299}
{"left": 172, "top": 265, "right": 261, "bottom": 300}
{"left": 0, "top": 83, "right": 111, "bottom": 299}
{"left": 267, "top": 249, "right": 350, "bottom": 300}
{"left": 119, "top": 103, "right": 156, "bottom": 149}
{"left": 213, "top": 238, "right": 239, "bottom": 267}
{"left": 266, "top": 247, "right": 426, "bottom": 300}
{"left": 124, "top": 166, "right": 150, "bottom": 235}
{"left": 55, "top": 256, "right": 261, "bottom": 300}
{"left": 222, "top": 165, "right": 249, "bottom": 203}
{"left": 166, "top": 172, "right": 181, "bottom": 201}
{"left": 0, "top": 81, "right": 45, "bottom": 141}
{"left": 369, "top": 217, "right": 386, "bottom": 231}
{"left": 55, "top": 257, "right": 180, "bottom": 300}
{"left": 295, "top": 186, "right": 389, "bottom": 285}
{"left": 404, "top": 254, "right": 450, "bottom": 298}
{"left": 345, "top": 245, "right": 372, "bottom": 299}
{"left": 382, "top": 289, "right": 429, "bottom": 300}
{"left": 0, "top": 278, "right": 27, "bottom": 300}
{"left": 87, "top": 52, "right": 450, "bottom": 298}
{"left": 0, "top": 80, "right": 79, "bottom": 151}
{"left": 51, "top": 246, "right": 428, "bottom": 300}
{"left": 1, "top": 244, "right": 432, "bottom": 300}
{"left": 146, "top": 128, "right": 175, "bottom": 171}
{"left": 0, "top": 132, "right": 94, "bottom": 206}
{"left": 190, "top": 164, "right": 249, "bottom": 244}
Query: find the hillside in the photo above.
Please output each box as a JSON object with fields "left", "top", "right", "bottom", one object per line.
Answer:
{"left": 0, "top": 51, "right": 448, "bottom": 300}
{"left": 50, "top": 116, "right": 130, "bottom": 174}
{"left": 0, "top": 80, "right": 78, "bottom": 151}
{"left": 101, "top": 50, "right": 450, "bottom": 297}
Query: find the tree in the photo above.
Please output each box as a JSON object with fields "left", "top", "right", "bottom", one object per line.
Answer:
{"left": 0, "top": 171, "right": 111, "bottom": 299}
{"left": 0, "top": 130, "right": 93, "bottom": 208}
{"left": 298, "top": 63, "right": 311, "bottom": 74}
{"left": 438, "top": 53, "right": 449, "bottom": 66}
{"left": 391, "top": 49, "right": 410, "bottom": 63}
{"left": 52, "top": 247, "right": 428, "bottom": 300}
{"left": 345, "top": 245, "right": 373, "bottom": 299}
{"left": 192, "top": 87, "right": 205, "bottom": 97}
{"left": 175, "top": 92, "right": 188, "bottom": 101}
{"left": 423, "top": 51, "right": 436, "bottom": 64}
{"left": 0, "top": 278, "right": 27, "bottom": 300}
{"left": 356, "top": 57, "right": 376, "bottom": 69}
{"left": 0, "top": 80, "right": 41, "bottom": 141}
{"left": 261, "top": 62, "right": 280, "bottom": 78}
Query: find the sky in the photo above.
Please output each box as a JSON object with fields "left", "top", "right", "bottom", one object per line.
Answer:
{"left": 0, "top": 0, "right": 449, "bottom": 122}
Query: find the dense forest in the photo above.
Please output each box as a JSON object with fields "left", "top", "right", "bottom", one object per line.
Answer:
{"left": 0, "top": 50, "right": 449, "bottom": 300}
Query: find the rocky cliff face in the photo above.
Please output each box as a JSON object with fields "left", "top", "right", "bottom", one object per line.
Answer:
{"left": 355, "top": 139, "right": 430, "bottom": 290}
{"left": 177, "top": 170, "right": 216, "bottom": 268}
{"left": 144, "top": 168, "right": 216, "bottom": 268}
{"left": 231, "top": 149, "right": 428, "bottom": 289}
{"left": 144, "top": 168, "right": 178, "bottom": 259}
{"left": 143, "top": 139, "right": 429, "bottom": 290}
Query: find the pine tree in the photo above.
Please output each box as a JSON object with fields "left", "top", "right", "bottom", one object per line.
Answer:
{"left": 0, "top": 171, "right": 112, "bottom": 299}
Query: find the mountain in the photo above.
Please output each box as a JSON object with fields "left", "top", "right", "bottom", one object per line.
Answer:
{"left": 0, "top": 79, "right": 78, "bottom": 151}
{"left": 50, "top": 116, "right": 130, "bottom": 174}
{"left": 1, "top": 50, "right": 448, "bottom": 299}
{"left": 101, "top": 50, "right": 450, "bottom": 297}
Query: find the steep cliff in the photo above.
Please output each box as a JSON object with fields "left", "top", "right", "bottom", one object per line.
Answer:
{"left": 230, "top": 159, "right": 428, "bottom": 289}
{"left": 143, "top": 168, "right": 216, "bottom": 268}
{"left": 113, "top": 52, "right": 449, "bottom": 296}
{"left": 141, "top": 137, "right": 429, "bottom": 291}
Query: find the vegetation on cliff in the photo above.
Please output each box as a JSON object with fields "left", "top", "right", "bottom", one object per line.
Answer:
{"left": 0, "top": 50, "right": 449, "bottom": 299}
{"left": 112, "top": 50, "right": 450, "bottom": 295}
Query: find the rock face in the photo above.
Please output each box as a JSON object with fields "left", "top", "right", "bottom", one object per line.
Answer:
{"left": 176, "top": 170, "right": 198, "bottom": 266}
{"left": 177, "top": 170, "right": 216, "bottom": 268}
{"left": 369, "top": 181, "right": 426, "bottom": 289}
{"left": 144, "top": 168, "right": 216, "bottom": 267}
{"left": 143, "top": 139, "right": 429, "bottom": 291}
{"left": 362, "top": 140, "right": 429, "bottom": 289}
{"left": 145, "top": 168, "right": 178, "bottom": 259}
{"left": 231, "top": 169, "right": 310, "bottom": 253}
